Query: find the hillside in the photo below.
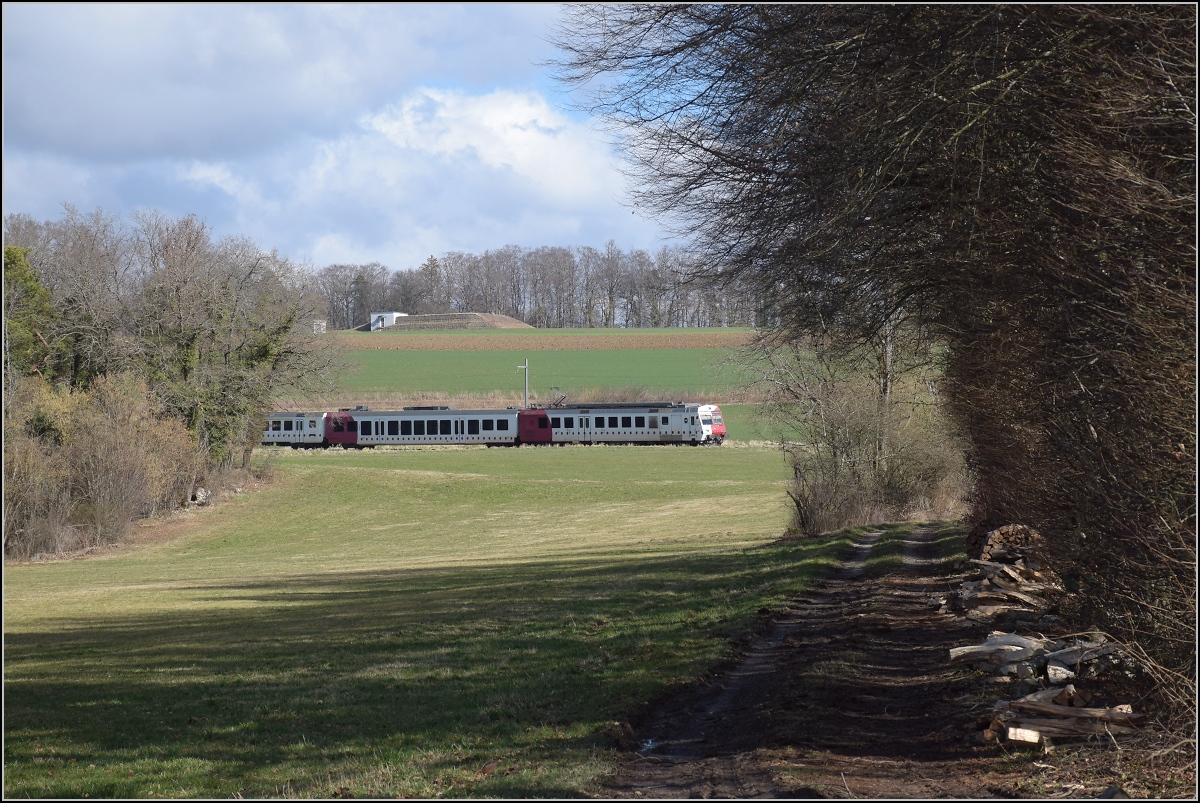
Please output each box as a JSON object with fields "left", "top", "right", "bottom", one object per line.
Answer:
{"left": 365, "top": 313, "right": 534, "bottom": 331}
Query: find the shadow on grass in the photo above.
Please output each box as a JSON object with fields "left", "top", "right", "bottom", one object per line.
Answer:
{"left": 5, "top": 535, "right": 850, "bottom": 798}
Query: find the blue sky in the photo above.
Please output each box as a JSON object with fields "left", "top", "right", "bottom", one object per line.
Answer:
{"left": 2, "top": 4, "right": 672, "bottom": 270}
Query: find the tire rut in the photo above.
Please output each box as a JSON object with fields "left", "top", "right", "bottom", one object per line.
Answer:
{"left": 602, "top": 525, "right": 1022, "bottom": 799}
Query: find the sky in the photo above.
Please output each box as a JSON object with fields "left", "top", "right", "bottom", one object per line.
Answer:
{"left": 2, "top": 4, "right": 673, "bottom": 271}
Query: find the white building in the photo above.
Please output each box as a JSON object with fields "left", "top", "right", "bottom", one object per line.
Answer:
{"left": 369, "top": 312, "right": 409, "bottom": 331}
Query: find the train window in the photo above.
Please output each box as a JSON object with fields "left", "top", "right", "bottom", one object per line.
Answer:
{"left": 360, "top": 421, "right": 371, "bottom": 436}
{"left": 649, "top": 416, "right": 658, "bottom": 429}
{"left": 607, "top": 416, "right": 617, "bottom": 427}
{"left": 662, "top": 416, "right": 668, "bottom": 425}
{"left": 594, "top": 418, "right": 603, "bottom": 428}
{"left": 440, "top": 420, "right": 451, "bottom": 435}
{"left": 388, "top": 420, "right": 399, "bottom": 436}
{"left": 635, "top": 416, "right": 645, "bottom": 428}
{"left": 497, "top": 419, "right": 509, "bottom": 431}
{"left": 414, "top": 420, "right": 425, "bottom": 435}
{"left": 332, "top": 419, "right": 344, "bottom": 432}
{"left": 271, "top": 420, "right": 282, "bottom": 431}
{"left": 309, "top": 419, "right": 317, "bottom": 429}
{"left": 482, "top": 419, "right": 494, "bottom": 431}
{"left": 283, "top": 420, "right": 294, "bottom": 431}
{"left": 622, "top": 416, "right": 632, "bottom": 428}
{"left": 565, "top": 417, "right": 574, "bottom": 428}
{"left": 538, "top": 418, "right": 549, "bottom": 429}
{"left": 401, "top": 420, "right": 412, "bottom": 436}
{"left": 468, "top": 419, "right": 479, "bottom": 435}
{"left": 426, "top": 419, "right": 438, "bottom": 434}
{"left": 551, "top": 417, "right": 561, "bottom": 429}
{"left": 377, "top": 421, "right": 385, "bottom": 435}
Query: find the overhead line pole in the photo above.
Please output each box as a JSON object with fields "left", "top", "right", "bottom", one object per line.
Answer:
{"left": 518, "top": 359, "right": 529, "bottom": 409}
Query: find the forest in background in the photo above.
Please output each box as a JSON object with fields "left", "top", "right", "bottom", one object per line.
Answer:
{"left": 314, "top": 242, "right": 763, "bottom": 331}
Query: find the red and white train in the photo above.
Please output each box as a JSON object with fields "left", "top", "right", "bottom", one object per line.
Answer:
{"left": 262, "top": 403, "right": 726, "bottom": 448}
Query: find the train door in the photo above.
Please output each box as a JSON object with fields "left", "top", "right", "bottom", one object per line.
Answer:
{"left": 324, "top": 412, "right": 359, "bottom": 447}
{"left": 517, "top": 409, "right": 552, "bottom": 444}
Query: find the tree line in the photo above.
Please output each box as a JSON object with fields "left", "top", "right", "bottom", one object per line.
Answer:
{"left": 3, "top": 204, "right": 754, "bottom": 558}
{"left": 553, "top": 5, "right": 1195, "bottom": 723}
{"left": 315, "top": 242, "right": 764, "bottom": 331}
{"left": 4, "top": 207, "right": 337, "bottom": 558}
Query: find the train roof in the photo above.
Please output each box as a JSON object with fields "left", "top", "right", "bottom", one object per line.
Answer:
{"left": 537, "top": 402, "right": 689, "bottom": 410}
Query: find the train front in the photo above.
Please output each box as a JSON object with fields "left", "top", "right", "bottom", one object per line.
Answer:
{"left": 698, "top": 404, "right": 726, "bottom": 444}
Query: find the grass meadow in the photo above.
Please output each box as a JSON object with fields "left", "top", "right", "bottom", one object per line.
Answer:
{"left": 325, "top": 328, "right": 792, "bottom": 443}
{"left": 335, "top": 348, "right": 750, "bottom": 398}
{"left": 4, "top": 445, "right": 852, "bottom": 798}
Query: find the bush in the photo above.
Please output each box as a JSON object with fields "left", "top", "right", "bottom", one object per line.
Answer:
{"left": 3, "top": 374, "right": 197, "bottom": 558}
{"left": 782, "top": 379, "right": 968, "bottom": 535}
{"left": 746, "top": 335, "right": 969, "bottom": 536}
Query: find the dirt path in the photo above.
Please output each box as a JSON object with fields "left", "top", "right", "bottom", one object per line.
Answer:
{"left": 602, "top": 526, "right": 1028, "bottom": 798}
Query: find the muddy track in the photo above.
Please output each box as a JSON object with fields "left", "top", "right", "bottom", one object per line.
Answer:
{"left": 602, "top": 526, "right": 1027, "bottom": 798}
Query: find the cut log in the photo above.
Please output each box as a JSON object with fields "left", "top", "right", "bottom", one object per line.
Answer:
{"left": 987, "top": 575, "right": 1057, "bottom": 597}
{"left": 969, "top": 559, "right": 1016, "bottom": 575}
{"left": 1008, "top": 716, "right": 1139, "bottom": 736}
{"left": 1017, "top": 686, "right": 1069, "bottom": 704}
{"left": 1044, "top": 642, "right": 1121, "bottom": 667}
{"left": 1047, "top": 661, "right": 1076, "bottom": 683}
{"left": 1051, "top": 684, "right": 1095, "bottom": 707}
{"left": 1007, "top": 725, "right": 1045, "bottom": 744}
{"left": 984, "top": 585, "right": 1050, "bottom": 609}
{"left": 1008, "top": 700, "right": 1146, "bottom": 724}
{"left": 951, "top": 643, "right": 1029, "bottom": 662}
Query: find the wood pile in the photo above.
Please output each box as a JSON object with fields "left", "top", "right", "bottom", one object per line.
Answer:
{"left": 950, "top": 631, "right": 1124, "bottom": 682}
{"left": 938, "top": 550, "right": 1062, "bottom": 620}
{"left": 965, "top": 523, "right": 1043, "bottom": 561}
{"left": 949, "top": 526, "right": 1145, "bottom": 749}
{"left": 978, "top": 684, "right": 1145, "bottom": 748}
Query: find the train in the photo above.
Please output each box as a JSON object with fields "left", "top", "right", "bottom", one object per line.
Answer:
{"left": 262, "top": 402, "right": 726, "bottom": 448}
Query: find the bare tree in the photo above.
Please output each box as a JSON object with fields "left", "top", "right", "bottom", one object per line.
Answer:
{"left": 553, "top": 4, "right": 1196, "bottom": 719}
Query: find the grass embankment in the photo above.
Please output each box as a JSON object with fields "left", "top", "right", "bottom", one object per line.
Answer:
{"left": 4, "top": 445, "right": 850, "bottom": 798}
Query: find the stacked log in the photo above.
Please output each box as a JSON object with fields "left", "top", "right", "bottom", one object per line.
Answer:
{"left": 939, "top": 551, "right": 1061, "bottom": 620}
{"left": 978, "top": 684, "right": 1145, "bottom": 748}
{"left": 965, "top": 523, "right": 1043, "bottom": 561}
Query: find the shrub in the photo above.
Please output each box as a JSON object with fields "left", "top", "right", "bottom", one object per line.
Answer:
{"left": 746, "top": 335, "right": 969, "bottom": 536}
{"left": 3, "top": 374, "right": 197, "bottom": 558}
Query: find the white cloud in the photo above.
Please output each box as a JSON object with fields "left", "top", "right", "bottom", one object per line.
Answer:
{"left": 180, "top": 162, "right": 271, "bottom": 211}
{"left": 362, "top": 88, "right": 618, "bottom": 202}
{"left": 2, "top": 5, "right": 676, "bottom": 269}
{"left": 2, "top": 4, "right": 563, "bottom": 160}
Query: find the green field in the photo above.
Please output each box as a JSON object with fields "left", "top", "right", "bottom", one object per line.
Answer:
{"left": 4, "top": 446, "right": 847, "bottom": 798}
{"left": 339, "top": 327, "right": 754, "bottom": 339}
{"left": 337, "top": 349, "right": 749, "bottom": 396}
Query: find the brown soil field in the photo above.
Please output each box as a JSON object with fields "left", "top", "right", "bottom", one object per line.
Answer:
{"left": 334, "top": 332, "right": 757, "bottom": 351}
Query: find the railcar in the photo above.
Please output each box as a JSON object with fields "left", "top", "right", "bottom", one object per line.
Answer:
{"left": 534, "top": 403, "right": 725, "bottom": 446}
{"left": 261, "top": 403, "right": 725, "bottom": 448}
